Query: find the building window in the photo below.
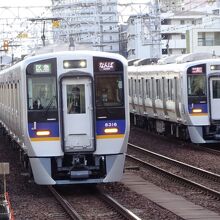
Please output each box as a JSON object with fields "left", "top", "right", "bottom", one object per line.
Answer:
{"left": 180, "top": 20, "right": 185, "bottom": 25}
{"left": 130, "top": 19, "right": 134, "bottom": 25}
{"left": 162, "top": 49, "right": 168, "bottom": 55}
{"left": 214, "top": 32, "right": 220, "bottom": 45}
{"left": 162, "top": 34, "right": 170, "bottom": 40}
{"left": 197, "top": 32, "right": 220, "bottom": 46}
{"left": 161, "top": 19, "right": 171, "bottom": 25}
{"left": 181, "top": 34, "right": 185, "bottom": 39}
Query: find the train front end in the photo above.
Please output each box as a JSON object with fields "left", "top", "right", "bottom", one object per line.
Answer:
{"left": 186, "top": 60, "right": 220, "bottom": 143}
{"left": 26, "top": 52, "right": 129, "bottom": 185}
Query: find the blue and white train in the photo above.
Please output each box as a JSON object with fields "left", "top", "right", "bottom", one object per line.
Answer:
{"left": 128, "top": 53, "right": 220, "bottom": 144}
{"left": 0, "top": 50, "right": 130, "bottom": 185}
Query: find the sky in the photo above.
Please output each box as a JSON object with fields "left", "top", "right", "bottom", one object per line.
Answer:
{"left": 0, "top": 0, "right": 151, "bottom": 56}
{"left": 0, "top": 0, "right": 151, "bottom": 7}
{"left": 0, "top": 0, "right": 51, "bottom": 6}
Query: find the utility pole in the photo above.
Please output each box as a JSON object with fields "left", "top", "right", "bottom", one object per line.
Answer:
{"left": 29, "top": 17, "right": 61, "bottom": 47}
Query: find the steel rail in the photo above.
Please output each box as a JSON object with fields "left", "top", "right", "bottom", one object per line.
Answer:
{"left": 127, "top": 144, "right": 220, "bottom": 200}
{"left": 128, "top": 142, "right": 220, "bottom": 182}
{"left": 97, "top": 189, "right": 142, "bottom": 220}
{"left": 48, "top": 186, "right": 83, "bottom": 220}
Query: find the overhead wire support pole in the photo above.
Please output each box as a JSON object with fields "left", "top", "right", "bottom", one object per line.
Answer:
{"left": 42, "top": 21, "right": 46, "bottom": 46}
{"left": 28, "top": 17, "right": 61, "bottom": 47}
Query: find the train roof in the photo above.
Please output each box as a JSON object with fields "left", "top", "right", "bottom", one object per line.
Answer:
{"left": 0, "top": 50, "right": 128, "bottom": 74}
{"left": 128, "top": 57, "right": 220, "bottom": 74}
{"left": 128, "top": 52, "right": 219, "bottom": 73}
{"left": 24, "top": 50, "right": 127, "bottom": 62}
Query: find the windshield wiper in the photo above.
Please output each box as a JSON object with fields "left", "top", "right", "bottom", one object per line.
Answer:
{"left": 43, "top": 96, "right": 56, "bottom": 117}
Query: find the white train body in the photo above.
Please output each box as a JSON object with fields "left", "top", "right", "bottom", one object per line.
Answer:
{"left": 128, "top": 57, "right": 220, "bottom": 144}
{"left": 0, "top": 51, "right": 130, "bottom": 185}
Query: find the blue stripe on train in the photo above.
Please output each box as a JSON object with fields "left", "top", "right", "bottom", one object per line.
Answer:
{"left": 96, "top": 119, "right": 125, "bottom": 135}
{"left": 28, "top": 122, "right": 59, "bottom": 138}
{"left": 188, "top": 103, "right": 208, "bottom": 114}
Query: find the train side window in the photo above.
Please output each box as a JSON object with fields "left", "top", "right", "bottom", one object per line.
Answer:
{"left": 14, "top": 84, "right": 17, "bottom": 109}
{"left": 7, "top": 84, "right": 11, "bottom": 108}
{"left": 141, "top": 78, "right": 145, "bottom": 98}
{"left": 174, "top": 77, "right": 180, "bottom": 101}
{"left": 146, "top": 79, "right": 150, "bottom": 98}
{"left": 128, "top": 78, "right": 131, "bottom": 96}
{"left": 162, "top": 77, "right": 166, "bottom": 100}
{"left": 11, "top": 84, "right": 14, "bottom": 111}
{"left": 151, "top": 78, "right": 155, "bottom": 99}
{"left": 156, "top": 79, "right": 161, "bottom": 99}
{"left": 133, "top": 79, "right": 136, "bottom": 96}
{"left": 134, "top": 79, "right": 137, "bottom": 96}
{"left": 131, "top": 78, "right": 134, "bottom": 97}
{"left": 138, "top": 79, "right": 142, "bottom": 97}
{"left": 168, "top": 79, "right": 173, "bottom": 100}
{"left": 213, "top": 80, "right": 220, "bottom": 98}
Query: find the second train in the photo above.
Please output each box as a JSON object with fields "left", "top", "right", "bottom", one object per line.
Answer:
{"left": 128, "top": 53, "right": 220, "bottom": 144}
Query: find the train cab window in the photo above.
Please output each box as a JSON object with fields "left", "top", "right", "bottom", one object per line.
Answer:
{"left": 67, "top": 84, "right": 85, "bottom": 114}
{"left": 187, "top": 75, "right": 206, "bottom": 96}
{"left": 95, "top": 74, "right": 123, "bottom": 107}
{"left": 212, "top": 80, "right": 220, "bottom": 99}
{"left": 27, "top": 77, "right": 57, "bottom": 110}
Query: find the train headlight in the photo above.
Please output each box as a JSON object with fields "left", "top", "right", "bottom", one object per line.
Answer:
{"left": 36, "top": 130, "right": 51, "bottom": 136}
{"left": 79, "top": 60, "right": 87, "bottom": 68}
{"left": 104, "top": 128, "right": 118, "bottom": 134}
{"left": 63, "top": 61, "right": 70, "bottom": 68}
{"left": 63, "top": 60, "right": 87, "bottom": 69}
{"left": 192, "top": 108, "right": 202, "bottom": 113}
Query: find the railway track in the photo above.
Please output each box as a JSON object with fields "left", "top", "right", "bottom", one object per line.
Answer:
{"left": 131, "top": 126, "right": 220, "bottom": 156}
{"left": 48, "top": 185, "right": 141, "bottom": 220}
{"left": 127, "top": 143, "right": 220, "bottom": 200}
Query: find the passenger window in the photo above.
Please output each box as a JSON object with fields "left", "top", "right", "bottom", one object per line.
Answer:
{"left": 146, "top": 79, "right": 150, "bottom": 98}
{"left": 156, "top": 79, "right": 161, "bottom": 99}
{"left": 138, "top": 79, "right": 142, "bottom": 97}
{"left": 128, "top": 79, "right": 131, "bottom": 96}
{"left": 168, "top": 79, "right": 173, "bottom": 100}
{"left": 134, "top": 79, "right": 137, "bottom": 96}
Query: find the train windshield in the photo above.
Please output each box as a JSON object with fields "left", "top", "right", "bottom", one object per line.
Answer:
{"left": 27, "top": 76, "right": 57, "bottom": 110}
{"left": 95, "top": 74, "right": 123, "bottom": 107}
{"left": 187, "top": 75, "right": 206, "bottom": 96}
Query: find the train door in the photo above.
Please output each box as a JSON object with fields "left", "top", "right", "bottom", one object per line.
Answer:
{"left": 61, "top": 75, "right": 95, "bottom": 152}
{"left": 209, "top": 77, "right": 220, "bottom": 121}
